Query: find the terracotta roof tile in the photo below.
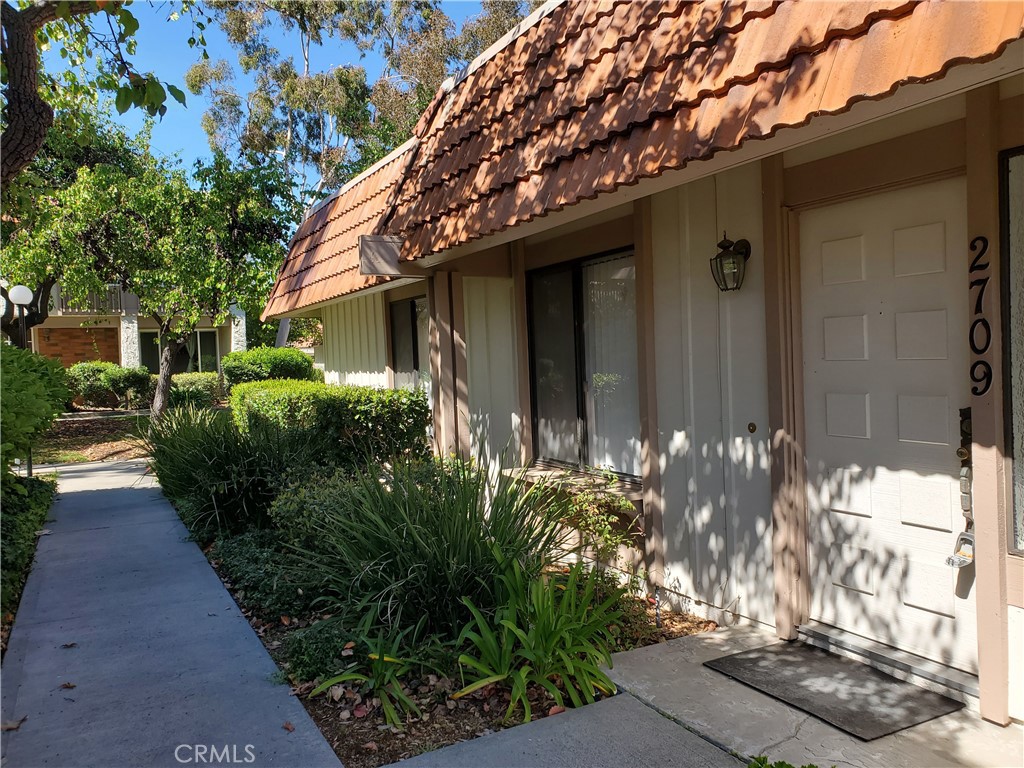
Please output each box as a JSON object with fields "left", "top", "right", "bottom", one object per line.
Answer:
{"left": 264, "top": 0, "right": 1024, "bottom": 318}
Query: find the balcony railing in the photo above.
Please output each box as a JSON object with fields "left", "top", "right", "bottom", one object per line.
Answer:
{"left": 51, "top": 285, "right": 138, "bottom": 316}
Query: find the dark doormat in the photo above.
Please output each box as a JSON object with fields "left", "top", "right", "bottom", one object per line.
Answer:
{"left": 703, "top": 642, "right": 965, "bottom": 741}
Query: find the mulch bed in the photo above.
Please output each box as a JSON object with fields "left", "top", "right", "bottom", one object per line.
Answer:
{"left": 207, "top": 555, "right": 717, "bottom": 768}
{"left": 35, "top": 418, "right": 149, "bottom": 463}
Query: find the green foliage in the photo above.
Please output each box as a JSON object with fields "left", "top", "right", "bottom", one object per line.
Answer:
{"left": 220, "top": 346, "right": 315, "bottom": 387}
{"left": 169, "top": 372, "right": 222, "bottom": 409}
{"left": 230, "top": 380, "right": 429, "bottom": 467}
{"left": 290, "top": 459, "right": 573, "bottom": 638}
{"left": 268, "top": 467, "right": 354, "bottom": 547}
{"left": 560, "top": 470, "right": 641, "bottom": 564}
{"left": 67, "top": 361, "right": 119, "bottom": 407}
{"left": 103, "top": 365, "right": 153, "bottom": 409}
{"left": 0, "top": 347, "right": 69, "bottom": 473}
{"left": 310, "top": 623, "right": 432, "bottom": 727}
{"left": 211, "top": 530, "right": 314, "bottom": 620}
{"left": 748, "top": 758, "right": 820, "bottom": 768}
{"left": 1, "top": 475, "right": 57, "bottom": 614}
{"left": 144, "top": 406, "right": 317, "bottom": 541}
{"left": 284, "top": 618, "right": 354, "bottom": 683}
{"left": 454, "top": 562, "right": 622, "bottom": 722}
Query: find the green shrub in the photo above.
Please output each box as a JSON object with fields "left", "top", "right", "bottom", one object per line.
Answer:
{"left": 284, "top": 618, "right": 353, "bottom": 682}
{"left": 1, "top": 347, "right": 69, "bottom": 472}
{"left": 291, "top": 459, "right": 573, "bottom": 639}
{"left": 454, "top": 561, "right": 622, "bottom": 722}
{"left": 102, "top": 365, "right": 153, "bottom": 409}
{"left": 221, "top": 346, "right": 315, "bottom": 387}
{"left": 67, "top": 360, "right": 119, "bottom": 406}
{"left": 1, "top": 474, "right": 57, "bottom": 614}
{"left": 170, "top": 372, "right": 221, "bottom": 409}
{"left": 144, "top": 406, "right": 318, "bottom": 541}
{"left": 268, "top": 467, "right": 354, "bottom": 547}
{"left": 231, "top": 380, "right": 429, "bottom": 467}
{"left": 211, "top": 530, "right": 315, "bottom": 619}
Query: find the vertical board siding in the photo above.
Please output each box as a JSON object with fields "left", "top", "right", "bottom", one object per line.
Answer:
{"left": 462, "top": 277, "right": 520, "bottom": 475}
{"left": 650, "top": 164, "right": 774, "bottom": 627}
{"left": 320, "top": 293, "right": 388, "bottom": 387}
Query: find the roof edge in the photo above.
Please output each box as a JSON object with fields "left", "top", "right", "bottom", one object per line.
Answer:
{"left": 443, "top": 0, "right": 566, "bottom": 93}
{"left": 303, "top": 137, "right": 419, "bottom": 220}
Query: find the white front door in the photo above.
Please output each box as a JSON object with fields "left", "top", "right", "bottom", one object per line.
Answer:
{"left": 800, "top": 177, "right": 977, "bottom": 673}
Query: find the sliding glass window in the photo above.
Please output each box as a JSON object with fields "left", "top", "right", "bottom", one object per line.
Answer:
{"left": 528, "top": 251, "right": 641, "bottom": 477}
{"left": 390, "top": 296, "right": 430, "bottom": 390}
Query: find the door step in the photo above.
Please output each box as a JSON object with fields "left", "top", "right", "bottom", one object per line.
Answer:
{"left": 797, "top": 622, "right": 979, "bottom": 706}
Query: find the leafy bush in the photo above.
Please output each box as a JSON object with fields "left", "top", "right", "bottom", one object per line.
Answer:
{"left": 170, "top": 372, "right": 221, "bottom": 409}
{"left": 221, "top": 346, "right": 315, "bottom": 387}
{"left": 1, "top": 347, "right": 69, "bottom": 472}
{"left": 145, "top": 406, "right": 318, "bottom": 541}
{"left": 1, "top": 474, "right": 57, "bottom": 614}
{"left": 454, "top": 562, "right": 622, "bottom": 722}
{"left": 268, "top": 467, "right": 354, "bottom": 547}
{"left": 560, "top": 470, "right": 641, "bottom": 564}
{"left": 211, "top": 530, "right": 314, "bottom": 619}
{"left": 748, "top": 759, "right": 820, "bottom": 768}
{"left": 291, "top": 459, "right": 573, "bottom": 638}
{"left": 103, "top": 365, "right": 153, "bottom": 408}
{"left": 67, "top": 360, "right": 119, "bottom": 406}
{"left": 284, "top": 618, "right": 353, "bottom": 682}
{"left": 231, "top": 380, "right": 429, "bottom": 466}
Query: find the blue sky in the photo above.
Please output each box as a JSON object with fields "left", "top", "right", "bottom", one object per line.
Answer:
{"left": 47, "top": 1, "right": 484, "bottom": 169}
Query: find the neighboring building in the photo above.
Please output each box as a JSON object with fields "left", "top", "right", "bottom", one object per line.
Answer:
{"left": 263, "top": 1, "right": 1024, "bottom": 724}
{"left": 32, "top": 284, "right": 246, "bottom": 372}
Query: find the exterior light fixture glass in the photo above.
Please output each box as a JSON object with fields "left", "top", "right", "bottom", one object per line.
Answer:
{"left": 8, "top": 284, "right": 33, "bottom": 306}
{"left": 710, "top": 234, "right": 751, "bottom": 292}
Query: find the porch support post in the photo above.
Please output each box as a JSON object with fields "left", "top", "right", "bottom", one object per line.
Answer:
{"left": 427, "top": 271, "right": 467, "bottom": 457}
{"left": 966, "top": 83, "right": 1010, "bottom": 726}
{"left": 762, "top": 154, "right": 810, "bottom": 639}
{"left": 511, "top": 240, "right": 534, "bottom": 466}
{"left": 633, "top": 197, "right": 665, "bottom": 587}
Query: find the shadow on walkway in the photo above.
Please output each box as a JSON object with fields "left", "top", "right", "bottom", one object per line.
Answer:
{"left": 0, "top": 460, "right": 339, "bottom": 768}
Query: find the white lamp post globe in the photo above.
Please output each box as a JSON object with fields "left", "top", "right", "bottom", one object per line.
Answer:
{"left": 8, "top": 284, "right": 33, "bottom": 306}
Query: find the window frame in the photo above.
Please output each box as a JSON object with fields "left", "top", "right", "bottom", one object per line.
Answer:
{"left": 525, "top": 246, "right": 640, "bottom": 481}
{"left": 139, "top": 329, "right": 221, "bottom": 374}
{"left": 999, "top": 145, "right": 1024, "bottom": 553}
{"left": 387, "top": 294, "right": 429, "bottom": 389}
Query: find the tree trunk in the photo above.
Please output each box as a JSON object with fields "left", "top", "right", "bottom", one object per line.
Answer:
{"left": 0, "top": 1, "right": 109, "bottom": 185}
{"left": 151, "top": 336, "right": 183, "bottom": 418}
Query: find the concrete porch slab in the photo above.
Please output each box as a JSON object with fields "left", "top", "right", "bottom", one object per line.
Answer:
{"left": 608, "top": 626, "right": 1024, "bottom": 768}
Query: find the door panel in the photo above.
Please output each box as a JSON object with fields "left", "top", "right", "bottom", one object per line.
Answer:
{"left": 801, "top": 177, "right": 977, "bottom": 673}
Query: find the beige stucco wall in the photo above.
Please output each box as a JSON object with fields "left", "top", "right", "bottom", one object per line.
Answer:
{"left": 461, "top": 276, "right": 521, "bottom": 475}
{"left": 319, "top": 293, "right": 388, "bottom": 387}
{"left": 650, "top": 162, "right": 774, "bottom": 627}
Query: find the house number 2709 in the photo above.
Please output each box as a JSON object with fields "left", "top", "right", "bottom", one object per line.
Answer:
{"left": 968, "top": 236, "right": 992, "bottom": 396}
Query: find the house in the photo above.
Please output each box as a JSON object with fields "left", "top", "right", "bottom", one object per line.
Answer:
{"left": 262, "top": 0, "right": 1024, "bottom": 725}
{"left": 31, "top": 284, "right": 246, "bottom": 373}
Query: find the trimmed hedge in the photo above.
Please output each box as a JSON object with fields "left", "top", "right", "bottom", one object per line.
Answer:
{"left": 230, "top": 380, "right": 429, "bottom": 466}
{"left": 68, "top": 361, "right": 153, "bottom": 408}
{"left": 1, "top": 347, "right": 69, "bottom": 473}
{"left": 67, "top": 360, "right": 119, "bottom": 407}
{"left": 1, "top": 474, "right": 57, "bottom": 614}
{"left": 170, "top": 372, "right": 222, "bottom": 409}
{"left": 221, "top": 346, "right": 315, "bottom": 388}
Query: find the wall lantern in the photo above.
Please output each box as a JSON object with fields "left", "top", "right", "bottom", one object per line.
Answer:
{"left": 710, "top": 233, "right": 751, "bottom": 292}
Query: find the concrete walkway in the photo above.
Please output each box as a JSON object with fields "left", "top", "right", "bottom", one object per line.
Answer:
{"left": 0, "top": 460, "right": 339, "bottom": 768}
{"left": 391, "top": 693, "right": 742, "bottom": 768}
